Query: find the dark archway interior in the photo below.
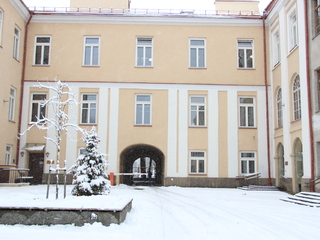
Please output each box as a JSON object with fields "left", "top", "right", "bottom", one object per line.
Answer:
{"left": 120, "top": 144, "right": 164, "bottom": 185}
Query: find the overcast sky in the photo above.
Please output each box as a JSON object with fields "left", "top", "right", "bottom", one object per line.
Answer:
{"left": 23, "top": 0, "right": 271, "bottom": 11}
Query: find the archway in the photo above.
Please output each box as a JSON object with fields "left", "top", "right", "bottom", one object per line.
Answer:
{"left": 120, "top": 144, "right": 165, "bottom": 185}
{"left": 276, "top": 143, "right": 285, "bottom": 188}
{"left": 293, "top": 138, "right": 303, "bottom": 192}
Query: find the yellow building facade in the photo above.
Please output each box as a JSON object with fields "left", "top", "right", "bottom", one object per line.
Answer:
{"left": 0, "top": 0, "right": 316, "bottom": 193}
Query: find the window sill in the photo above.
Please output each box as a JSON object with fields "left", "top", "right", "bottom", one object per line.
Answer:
{"left": 188, "top": 173, "right": 207, "bottom": 176}
{"left": 237, "top": 68, "right": 255, "bottom": 70}
{"left": 8, "top": 120, "right": 16, "bottom": 124}
{"left": 32, "top": 64, "right": 50, "bottom": 67}
{"left": 189, "top": 126, "right": 207, "bottom": 128}
{"left": 82, "top": 65, "right": 100, "bottom": 68}
{"left": 272, "top": 62, "right": 280, "bottom": 70}
{"left": 239, "top": 127, "right": 257, "bottom": 129}
{"left": 79, "top": 123, "right": 98, "bottom": 126}
{"left": 134, "top": 125, "right": 152, "bottom": 127}
{"left": 13, "top": 57, "right": 20, "bottom": 63}
{"left": 135, "top": 66, "right": 154, "bottom": 68}
{"left": 288, "top": 45, "right": 298, "bottom": 56}
{"left": 188, "top": 67, "right": 207, "bottom": 70}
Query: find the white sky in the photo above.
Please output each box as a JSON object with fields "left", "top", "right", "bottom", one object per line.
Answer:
{"left": 23, "top": 0, "right": 272, "bottom": 11}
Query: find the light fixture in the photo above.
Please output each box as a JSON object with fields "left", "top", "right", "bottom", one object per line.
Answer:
{"left": 46, "top": 152, "right": 50, "bottom": 158}
{"left": 20, "top": 151, "right": 25, "bottom": 157}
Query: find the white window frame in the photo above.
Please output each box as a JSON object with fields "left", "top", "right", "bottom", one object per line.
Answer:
{"left": 293, "top": 75, "right": 301, "bottom": 121}
{"left": 136, "top": 37, "right": 153, "bottom": 67}
{"left": 239, "top": 97, "right": 255, "bottom": 128}
{"left": 0, "top": 8, "right": 3, "bottom": 46}
{"left": 190, "top": 96, "right": 206, "bottom": 127}
{"left": 190, "top": 151, "right": 206, "bottom": 174}
{"left": 240, "top": 151, "right": 256, "bottom": 174}
{"left": 13, "top": 26, "right": 20, "bottom": 60}
{"left": 83, "top": 36, "right": 100, "bottom": 66}
{"left": 237, "top": 39, "right": 254, "bottom": 69}
{"left": 276, "top": 88, "right": 283, "bottom": 128}
{"left": 289, "top": 10, "right": 298, "bottom": 51}
{"left": 273, "top": 30, "right": 280, "bottom": 66}
{"left": 189, "top": 39, "right": 206, "bottom": 68}
{"left": 314, "top": 0, "right": 320, "bottom": 35}
{"left": 81, "top": 93, "right": 97, "bottom": 124}
{"left": 135, "top": 94, "right": 152, "bottom": 125}
{"left": 34, "top": 36, "right": 51, "bottom": 65}
{"left": 5, "top": 145, "right": 12, "bottom": 165}
{"left": 30, "top": 93, "right": 46, "bottom": 122}
{"left": 8, "top": 87, "right": 16, "bottom": 121}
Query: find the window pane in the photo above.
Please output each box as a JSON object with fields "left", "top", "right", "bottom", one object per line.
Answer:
{"left": 137, "top": 47, "right": 143, "bottom": 66}
{"left": 37, "top": 37, "right": 50, "bottom": 43}
{"left": 136, "top": 104, "right": 142, "bottom": 124}
{"left": 241, "top": 161, "right": 247, "bottom": 174}
{"left": 191, "top": 160, "right": 197, "bottom": 173}
{"left": 191, "top": 152, "right": 205, "bottom": 157}
{"left": 198, "top": 160, "right": 205, "bottom": 173}
{"left": 238, "top": 40, "right": 252, "bottom": 47}
{"left": 84, "top": 46, "right": 91, "bottom": 65}
{"left": 240, "top": 106, "right": 246, "bottom": 126}
{"left": 33, "top": 94, "right": 46, "bottom": 100}
{"left": 144, "top": 104, "right": 150, "bottom": 124}
{"left": 39, "top": 105, "right": 46, "bottom": 119}
{"left": 138, "top": 38, "right": 152, "bottom": 45}
{"left": 249, "top": 160, "right": 255, "bottom": 173}
{"left": 238, "top": 49, "right": 244, "bottom": 68}
{"left": 86, "top": 38, "right": 99, "bottom": 44}
{"left": 92, "top": 46, "right": 99, "bottom": 65}
{"left": 246, "top": 49, "right": 253, "bottom": 68}
{"left": 137, "top": 95, "right": 150, "bottom": 101}
{"left": 198, "top": 48, "right": 205, "bottom": 67}
{"left": 190, "top": 48, "right": 196, "bottom": 67}
{"left": 199, "top": 111, "right": 205, "bottom": 126}
{"left": 191, "top": 40, "right": 204, "bottom": 46}
{"left": 191, "top": 110, "right": 197, "bottom": 126}
{"left": 31, "top": 103, "right": 38, "bottom": 122}
{"left": 240, "top": 98, "right": 253, "bottom": 104}
{"left": 89, "top": 109, "right": 96, "bottom": 123}
{"left": 248, "top": 106, "right": 254, "bottom": 126}
{"left": 241, "top": 152, "right": 255, "bottom": 158}
{"left": 43, "top": 46, "right": 50, "bottom": 64}
{"left": 35, "top": 46, "right": 42, "bottom": 64}
{"left": 191, "top": 97, "right": 204, "bottom": 104}
{"left": 82, "top": 109, "right": 88, "bottom": 123}
{"left": 145, "top": 47, "right": 152, "bottom": 66}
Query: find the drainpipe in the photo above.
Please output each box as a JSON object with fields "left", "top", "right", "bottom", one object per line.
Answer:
{"left": 304, "top": 0, "right": 315, "bottom": 192}
{"left": 263, "top": 11, "right": 272, "bottom": 186}
{"left": 16, "top": 11, "right": 33, "bottom": 168}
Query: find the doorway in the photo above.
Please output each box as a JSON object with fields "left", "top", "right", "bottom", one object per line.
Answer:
{"left": 29, "top": 153, "right": 44, "bottom": 184}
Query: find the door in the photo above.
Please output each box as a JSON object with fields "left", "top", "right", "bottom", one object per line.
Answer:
{"left": 29, "top": 153, "right": 44, "bottom": 184}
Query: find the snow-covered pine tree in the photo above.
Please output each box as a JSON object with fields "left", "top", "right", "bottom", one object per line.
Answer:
{"left": 69, "top": 127, "right": 111, "bottom": 196}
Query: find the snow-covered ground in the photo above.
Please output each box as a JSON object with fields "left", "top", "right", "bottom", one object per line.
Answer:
{"left": 0, "top": 185, "right": 319, "bottom": 240}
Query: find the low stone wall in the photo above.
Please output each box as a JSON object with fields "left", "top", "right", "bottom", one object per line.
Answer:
{"left": 0, "top": 199, "right": 132, "bottom": 227}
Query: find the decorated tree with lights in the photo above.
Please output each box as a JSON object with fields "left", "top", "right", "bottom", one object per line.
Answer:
{"left": 69, "top": 127, "right": 111, "bottom": 196}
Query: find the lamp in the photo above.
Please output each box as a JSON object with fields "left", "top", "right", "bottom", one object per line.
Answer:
{"left": 20, "top": 151, "right": 25, "bottom": 157}
{"left": 46, "top": 152, "right": 50, "bottom": 158}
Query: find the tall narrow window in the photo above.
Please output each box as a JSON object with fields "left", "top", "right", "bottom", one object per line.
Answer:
{"left": 30, "top": 93, "right": 46, "bottom": 122}
{"left": 13, "top": 26, "right": 20, "bottom": 60}
{"left": 189, "top": 39, "right": 206, "bottom": 68}
{"left": 34, "top": 36, "right": 51, "bottom": 65}
{"left": 293, "top": 75, "right": 301, "bottom": 120}
{"left": 136, "top": 37, "right": 153, "bottom": 67}
{"left": 238, "top": 40, "right": 254, "bottom": 69}
{"left": 190, "top": 96, "right": 206, "bottom": 127}
{"left": 0, "top": 9, "right": 3, "bottom": 45}
{"left": 81, "top": 94, "right": 97, "bottom": 124}
{"left": 273, "top": 31, "right": 280, "bottom": 65}
{"left": 83, "top": 37, "right": 100, "bottom": 66}
{"left": 314, "top": 0, "right": 320, "bottom": 35}
{"left": 135, "top": 94, "right": 151, "bottom": 125}
{"left": 289, "top": 11, "right": 298, "bottom": 50}
{"left": 239, "top": 97, "right": 255, "bottom": 127}
{"left": 5, "top": 145, "right": 12, "bottom": 165}
{"left": 8, "top": 87, "right": 16, "bottom": 121}
{"left": 240, "top": 152, "right": 256, "bottom": 174}
{"left": 190, "top": 151, "right": 206, "bottom": 174}
{"left": 277, "top": 88, "right": 283, "bottom": 128}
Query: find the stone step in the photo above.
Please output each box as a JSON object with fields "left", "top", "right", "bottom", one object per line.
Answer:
{"left": 238, "top": 185, "right": 279, "bottom": 191}
{"left": 287, "top": 196, "right": 320, "bottom": 205}
{"left": 280, "top": 198, "right": 320, "bottom": 208}
{"left": 280, "top": 191, "right": 320, "bottom": 207}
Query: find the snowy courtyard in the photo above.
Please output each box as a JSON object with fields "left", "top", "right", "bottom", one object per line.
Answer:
{"left": 0, "top": 185, "right": 319, "bottom": 240}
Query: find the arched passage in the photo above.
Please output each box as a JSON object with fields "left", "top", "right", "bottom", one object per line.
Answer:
{"left": 293, "top": 138, "right": 303, "bottom": 192}
{"left": 120, "top": 144, "right": 165, "bottom": 185}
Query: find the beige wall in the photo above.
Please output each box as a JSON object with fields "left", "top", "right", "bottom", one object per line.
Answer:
{"left": 0, "top": 0, "right": 26, "bottom": 166}
{"left": 70, "top": 0, "right": 130, "bottom": 9}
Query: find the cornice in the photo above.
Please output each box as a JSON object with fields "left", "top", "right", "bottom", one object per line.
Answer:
{"left": 30, "top": 14, "right": 263, "bottom": 27}
{"left": 9, "top": 0, "right": 30, "bottom": 22}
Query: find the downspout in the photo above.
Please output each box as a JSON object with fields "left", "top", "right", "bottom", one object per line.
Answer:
{"left": 304, "top": 0, "right": 315, "bottom": 192}
{"left": 16, "top": 11, "right": 33, "bottom": 168}
{"left": 263, "top": 11, "right": 272, "bottom": 186}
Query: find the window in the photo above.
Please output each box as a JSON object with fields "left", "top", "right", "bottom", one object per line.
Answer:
{"left": 0, "top": 9, "right": 3, "bottom": 45}
{"left": 190, "top": 96, "right": 206, "bottom": 126}
{"left": 238, "top": 40, "right": 254, "bottom": 69}
{"left": 273, "top": 31, "right": 280, "bottom": 66}
{"left": 136, "top": 37, "right": 153, "bottom": 67}
{"left": 314, "top": 0, "right": 320, "bottom": 35}
{"left": 276, "top": 88, "right": 283, "bottom": 128}
{"left": 190, "top": 151, "right": 206, "bottom": 174}
{"left": 317, "top": 69, "right": 320, "bottom": 111}
{"left": 189, "top": 39, "right": 205, "bottom": 68}
{"left": 5, "top": 145, "right": 12, "bottom": 165}
{"left": 13, "top": 26, "right": 20, "bottom": 60}
{"left": 135, "top": 94, "right": 151, "bottom": 125}
{"left": 239, "top": 97, "right": 255, "bottom": 127}
{"left": 293, "top": 75, "right": 301, "bottom": 120}
{"left": 8, "top": 87, "right": 16, "bottom": 121}
{"left": 30, "top": 93, "right": 46, "bottom": 122}
{"left": 289, "top": 11, "right": 298, "bottom": 50}
{"left": 240, "top": 152, "right": 256, "bottom": 174}
{"left": 83, "top": 37, "right": 100, "bottom": 66}
{"left": 81, "top": 94, "right": 97, "bottom": 124}
{"left": 34, "top": 36, "right": 51, "bottom": 65}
